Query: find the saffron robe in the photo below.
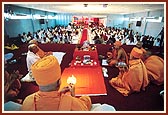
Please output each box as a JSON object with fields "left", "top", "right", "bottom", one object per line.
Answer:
{"left": 109, "top": 59, "right": 149, "bottom": 96}
{"left": 21, "top": 91, "right": 91, "bottom": 111}
{"left": 107, "top": 47, "right": 129, "bottom": 66}
{"left": 144, "top": 55, "right": 164, "bottom": 85}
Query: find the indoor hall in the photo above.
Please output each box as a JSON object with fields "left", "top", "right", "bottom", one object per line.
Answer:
{"left": 2, "top": 2, "right": 165, "bottom": 112}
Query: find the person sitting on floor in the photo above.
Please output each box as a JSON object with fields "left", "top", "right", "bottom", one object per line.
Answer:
{"left": 143, "top": 51, "right": 164, "bottom": 85}
{"left": 130, "top": 41, "right": 146, "bottom": 61}
{"left": 26, "top": 44, "right": 41, "bottom": 80}
{"left": 109, "top": 47, "right": 149, "bottom": 96}
{"left": 71, "top": 30, "right": 80, "bottom": 44}
{"left": 28, "top": 39, "right": 66, "bottom": 65}
{"left": 28, "top": 39, "right": 52, "bottom": 58}
{"left": 21, "top": 55, "right": 92, "bottom": 111}
{"left": 4, "top": 70, "right": 23, "bottom": 111}
{"left": 106, "top": 41, "right": 129, "bottom": 66}
{"left": 135, "top": 41, "right": 146, "bottom": 53}
{"left": 4, "top": 70, "right": 22, "bottom": 104}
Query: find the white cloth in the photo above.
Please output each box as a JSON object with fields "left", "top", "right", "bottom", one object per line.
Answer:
{"left": 22, "top": 52, "right": 65, "bottom": 82}
{"left": 102, "top": 59, "right": 109, "bottom": 66}
{"left": 126, "top": 40, "right": 137, "bottom": 45}
{"left": 102, "top": 67, "right": 108, "bottom": 77}
{"left": 21, "top": 35, "right": 27, "bottom": 43}
{"left": 26, "top": 51, "right": 65, "bottom": 71}
{"left": 91, "top": 103, "right": 116, "bottom": 111}
{"left": 67, "top": 25, "right": 72, "bottom": 32}
{"left": 71, "top": 35, "right": 80, "bottom": 44}
{"left": 153, "top": 39, "right": 160, "bottom": 46}
{"left": 41, "top": 37, "right": 51, "bottom": 44}
{"left": 21, "top": 73, "right": 35, "bottom": 82}
{"left": 52, "top": 52, "right": 66, "bottom": 64}
{"left": 26, "top": 51, "right": 40, "bottom": 72}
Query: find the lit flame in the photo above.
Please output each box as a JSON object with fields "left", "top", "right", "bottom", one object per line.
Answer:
{"left": 67, "top": 75, "right": 76, "bottom": 85}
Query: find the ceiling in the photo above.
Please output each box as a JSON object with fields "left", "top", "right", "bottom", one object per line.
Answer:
{"left": 13, "top": 2, "right": 164, "bottom": 15}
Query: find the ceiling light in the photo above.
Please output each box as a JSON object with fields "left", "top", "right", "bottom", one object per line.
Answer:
{"left": 84, "top": 4, "right": 88, "bottom": 7}
{"left": 103, "top": 4, "right": 108, "bottom": 8}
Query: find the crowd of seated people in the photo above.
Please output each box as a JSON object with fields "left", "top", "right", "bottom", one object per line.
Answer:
{"left": 5, "top": 22, "right": 163, "bottom": 53}
{"left": 87, "top": 26, "right": 161, "bottom": 49}
{"left": 17, "top": 24, "right": 84, "bottom": 45}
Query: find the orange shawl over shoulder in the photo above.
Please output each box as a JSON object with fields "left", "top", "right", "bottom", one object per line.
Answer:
{"left": 109, "top": 59, "right": 149, "bottom": 96}
{"left": 144, "top": 55, "right": 164, "bottom": 85}
{"left": 21, "top": 91, "right": 91, "bottom": 111}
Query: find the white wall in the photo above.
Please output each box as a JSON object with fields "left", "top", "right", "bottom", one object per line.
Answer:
{"left": 122, "top": 9, "right": 164, "bottom": 37}
{"left": 106, "top": 14, "right": 124, "bottom": 28}
{"left": 145, "top": 22, "right": 164, "bottom": 37}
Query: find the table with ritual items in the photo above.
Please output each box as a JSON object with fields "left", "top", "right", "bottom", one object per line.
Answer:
{"left": 60, "top": 45, "right": 107, "bottom": 96}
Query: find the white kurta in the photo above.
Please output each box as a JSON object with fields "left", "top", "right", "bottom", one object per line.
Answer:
{"left": 26, "top": 51, "right": 40, "bottom": 72}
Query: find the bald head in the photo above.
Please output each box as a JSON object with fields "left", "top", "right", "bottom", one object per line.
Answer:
{"left": 28, "top": 39, "right": 38, "bottom": 45}
{"left": 28, "top": 44, "right": 39, "bottom": 53}
{"left": 136, "top": 41, "right": 143, "bottom": 48}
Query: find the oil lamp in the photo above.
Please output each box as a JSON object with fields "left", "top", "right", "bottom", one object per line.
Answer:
{"left": 67, "top": 75, "right": 77, "bottom": 85}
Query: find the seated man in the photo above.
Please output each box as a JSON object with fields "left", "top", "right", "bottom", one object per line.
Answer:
{"left": 26, "top": 44, "right": 41, "bottom": 80}
{"left": 4, "top": 70, "right": 22, "bottom": 103}
{"left": 130, "top": 41, "right": 147, "bottom": 61}
{"left": 109, "top": 47, "right": 149, "bottom": 96}
{"left": 71, "top": 30, "right": 81, "bottom": 44}
{"left": 21, "top": 55, "right": 92, "bottom": 111}
{"left": 107, "top": 41, "right": 128, "bottom": 66}
{"left": 28, "top": 39, "right": 65, "bottom": 65}
{"left": 136, "top": 41, "right": 147, "bottom": 54}
{"left": 28, "top": 39, "right": 52, "bottom": 58}
{"left": 143, "top": 51, "right": 164, "bottom": 85}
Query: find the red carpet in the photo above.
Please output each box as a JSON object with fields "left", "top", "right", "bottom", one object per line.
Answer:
{"left": 80, "top": 28, "right": 88, "bottom": 44}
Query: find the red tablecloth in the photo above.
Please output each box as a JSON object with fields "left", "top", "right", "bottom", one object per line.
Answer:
{"left": 60, "top": 66, "right": 107, "bottom": 96}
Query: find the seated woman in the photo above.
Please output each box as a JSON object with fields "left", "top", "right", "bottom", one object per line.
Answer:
{"left": 106, "top": 41, "right": 128, "bottom": 66}
{"left": 109, "top": 47, "right": 149, "bottom": 96}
